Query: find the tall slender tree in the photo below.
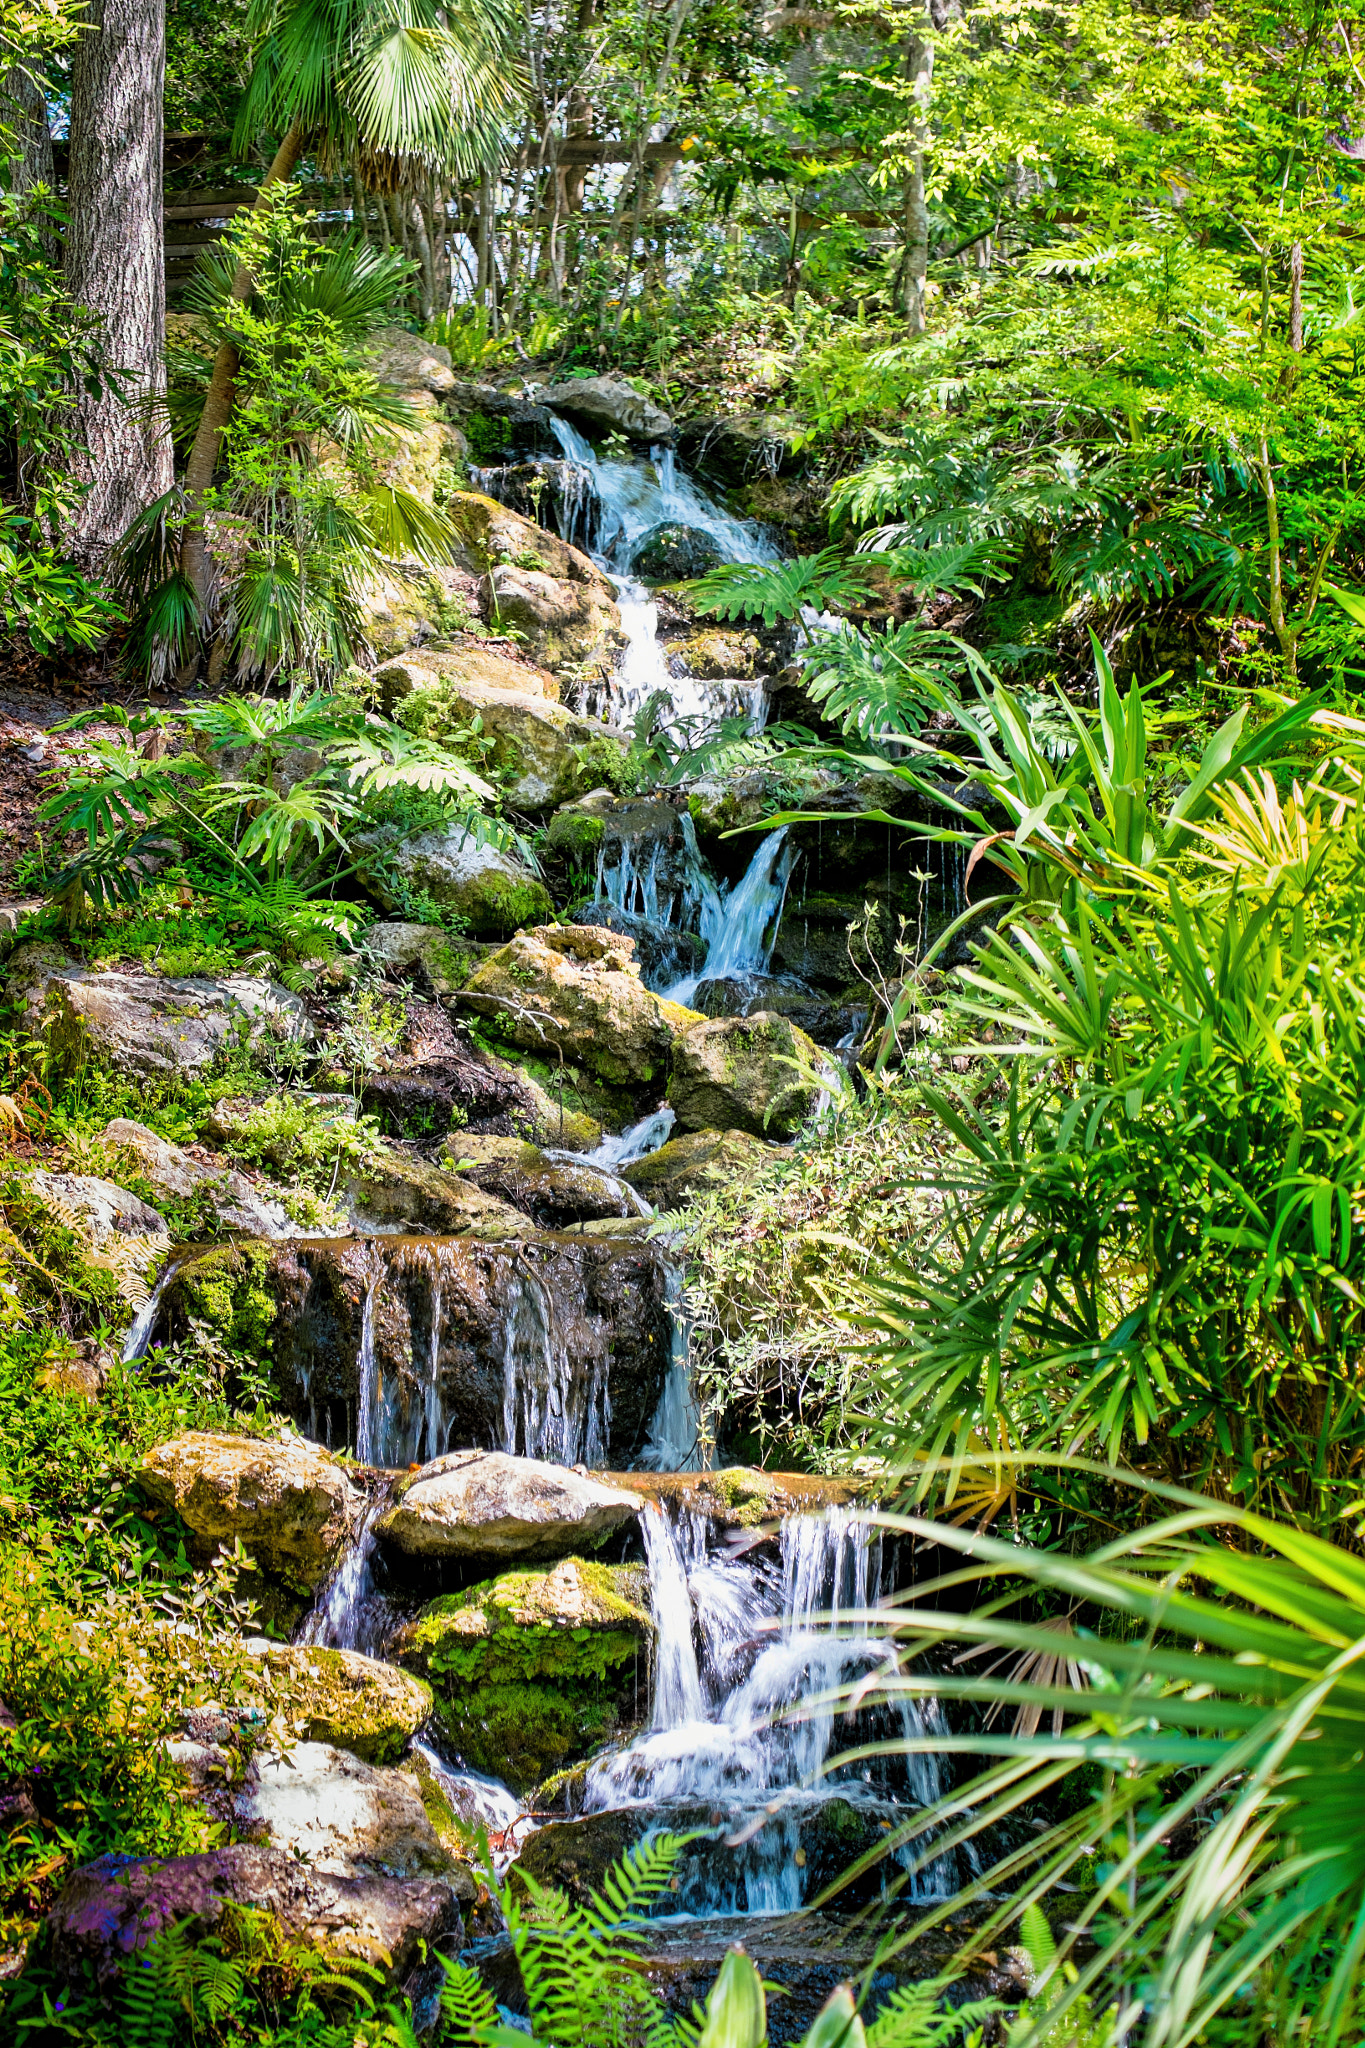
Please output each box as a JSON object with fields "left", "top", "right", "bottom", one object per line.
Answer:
{"left": 63, "top": 0, "right": 172, "bottom": 563}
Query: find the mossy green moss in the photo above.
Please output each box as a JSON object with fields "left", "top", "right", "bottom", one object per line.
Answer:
{"left": 710, "top": 1466, "right": 776, "bottom": 1527}
{"left": 400, "top": 1559, "right": 651, "bottom": 1794}
{"left": 171, "top": 1244, "right": 276, "bottom": 1354}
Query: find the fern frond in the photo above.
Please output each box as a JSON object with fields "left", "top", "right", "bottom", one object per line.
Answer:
{"left": 689, "top": 550, "right": 879, "bottom": 624}
{"left": 587, "top": 1831, "right": 696, "bottom": 1933}
{"left": 437, "top": 1953, "right": 503, "bottom": 2042}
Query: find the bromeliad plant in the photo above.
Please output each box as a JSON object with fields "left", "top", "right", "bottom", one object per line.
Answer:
{"left": 38, "top": 685, "right": 502, "bottom": 936}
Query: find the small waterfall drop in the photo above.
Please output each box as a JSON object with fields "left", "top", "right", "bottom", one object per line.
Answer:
{"left": 543, "top": 415, "right": 774, "bottom": 734}
{"left": 121, "top": 1255, "right": 184, "bottom": 1363}
{"left": 501, "top": 1257, "right": 611, "bottom": 1467}
{"left": 585, "top": 1106, "right": 675, "bottom": 1170}
{"left": 664, "top": 829, "right": 795, "bottom": 1006}
{"left": 298, "top": 1484, "right": 394, "bottom": 1658}
{"left": 638, "top": 1272, "right": 706, "bottom": 1473}
{"left": 352, "top": 1261, "right": 382, "bottom": 1467}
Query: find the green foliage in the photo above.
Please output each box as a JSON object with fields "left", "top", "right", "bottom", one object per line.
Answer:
{"left": 689, "top": 551, "right": 883, "bottom": 627}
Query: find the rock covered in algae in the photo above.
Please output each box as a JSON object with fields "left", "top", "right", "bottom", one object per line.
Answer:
{"left": 620, "top": 1126, "right": 778, "bottom": 1206}
{"left": 459, "top": 923, "right": 702, "bottom": 1088}
{"left": 137, "top": 1431, "right": 359, "bottom": 1592}
{"left": 398, "top": 1557, "right": 651, "bottom": 1794}
{"left": 259, "top": 1643, "right": 433, "bottom": 1763}
{"left": 668, "top": 1010, "right": 827, "bottom": 1140}
{"left": 354, "top": 825, "right": 553, "bottom": 937}
{"left": 376, "top": 1449, "right": 641, "bottom": 1562}
{"left": 24, "top": 959, "right": 311, "bottom": 1082}
{"left": 441, "top": 1131, "right": 646, "bottom": 1228}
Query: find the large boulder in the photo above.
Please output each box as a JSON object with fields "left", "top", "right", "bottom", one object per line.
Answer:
{"left": 354, "top": 825, "right": 552, "bottom": 936}
{"left": 442, "top": 490, "right": 624, "bottom": 675}
{"left": 101, "top": 1118, "right": 293, "bottom": 1237}
{"left": 160, "top": 1236, "right": 671, "bottom": 1470}
{"left": 540, "top": 375, "right": 673, "bottom": 440}
{"left": 41, "top": 1843, "right": 461, "bottom": 2005}
{"left": 26, "top": 1171, "right": 169, "bottom": 1285}
{"left": 668, "top": 1011, "right": 827, "bottom": 1140}
{"left": 621, "top": 1127, "right": 776, "bottom": 1206}
{"left": 376, "top": 1450, "right": 641, "bottom": 1562}
{"left": 137, "top": 1431, "right": 359, "bottom": 1591}
{"left": 361, "top": 921, "right": 475, "bottom": 998}
{"left": 374, "top": 639, "right": 562, "bottom": 709}
{"left": 342, "top": 1142, "right": 529, "bottom": 1237}
{"left": 397, "top": 1558, "right": 651, "bottom": 1794}
{"left": 441, "top": 1133, "right": 646, "bottom": 1228}
{"left": 24, "top": 961, "right": 310, "bottom": 1081}
{"left": 459, "top": 925, "right": 702, "bottom": 1088}
{"left": 359, "top": 1045, "right": 602, "bottom": 1153}
{"left": 235, "top": 1742, "right": 451, "bottom": 1879}
{"left": 259, "top": 1644, "right": 433, "bottom": 1764}
{"left": 384, "top": 651, "right": 627, "bottom": 812}
{"left": 629, "top": 521, "right": 723, "bottom": 582}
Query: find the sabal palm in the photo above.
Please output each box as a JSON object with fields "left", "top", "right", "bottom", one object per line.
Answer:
{"left": 178, "top": 0, "right": 522, "bottom": 615}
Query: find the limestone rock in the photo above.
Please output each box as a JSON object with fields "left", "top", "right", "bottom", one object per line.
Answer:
{"left": 398, "top": 1557, "right": 651, "bottom": 1793}
{"left": 137, "top": 1431, "right": 359, "bottom": 1591}
{"left": 629, "top": 521, "right": 723, "bottom": 582}
{"left": 359, "top": 1047, "right": 601, "bottom": 1153}
{"left": 604, "top": 1465, "right": 869, "bottom": 1523}
{"left": 342, "top": 1143, "right": 529, "bottom": 1237}
{"left": 374, "top": 640, "right": 562, "bottom": 708}
{"left": 0, "top": 899, "right": 40, "bottom": 960}
{"left": 367, "top": 325, "right": 457, "bottom": 398}
{"left": 664, "top": 626, "right": 769, "bottom": 680}
{"left": 387, "top": 652, "right": 626, "bottom": 811}
{"left": 361, "top": 921, "right": 477, "bottom": 997}
{"left": 441, "top": 1133, "right": 646, "bottom": 1228}
{"left": 26, "top": 1171, "right": 170, "bottom": 1282}
{"left": 540, "top": 374, "right": 673, "bottom": 440}
{"left": 668, "top": 1010, "right": 826, "bottom": 1140}
{"left": 544, "top": 787, "right": 617, "bottom": 859}
{"left": 101, "top": 1118, "right": 293, "bottom": 1237}
{"left": 483, "top": 560, "right": 623, "bottom": 673}
{"left": 29, "top": 963, "right": 310, "bottom": 1081}
{"left": 236, "top": 1742, "right": 450, "bottom": 1879}
{"left": 621, "top": 1126, "right": 775, "bottom": 1206}
{"left": 376, "top": 1449, "right": 641, "bottom": 1561}
{"left": 459, "top": 924, "right": 702, "bottom": 1088}
{"left": 354, "top": 826, "right": 553, "bottom": 936}
{"left": 42, "top": 1843, "right": 461, "bottom": 2003}
{"left": 261, "top": 1645, "right": 433, "bottom": 1764}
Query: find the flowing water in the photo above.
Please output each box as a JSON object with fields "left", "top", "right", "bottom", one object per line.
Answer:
{"left": 297, "top": 1484, "right": 394, "bottom": 1658}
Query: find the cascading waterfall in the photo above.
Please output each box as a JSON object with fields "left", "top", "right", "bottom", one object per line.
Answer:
{"left": 544, "top": 415, "right": 774, "bottom": 733}
{"left": 501, "top": 1256, "right": 611, "bottom": 1467}
{"left": 664, "top": 828, "right": 795, "bottom": 1006}
{"left": 584, "top": 1503, "right": 954, "bottom": 1913}
{"left": 352, "top": 1260, "right": 382, "bottom": 1467}
{"left": 595, "top": 810, "right": 721, "bottom": 937}
{"left": 298, "top": 1483, "right": 394, "bottom": 1658}
{"left": 585, "top": 1106, "right": 676, "bottom": 1170}
{"left": 121, "top": 1256, "right": 184, "bottom": 1363}
{"left": 638, "top": 1268, "right": 706, "bottom": 1473}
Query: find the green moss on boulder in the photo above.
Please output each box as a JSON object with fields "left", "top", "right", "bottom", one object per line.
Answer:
{"left": 171, "top": 1243, "right": 277, "bottom": 1354}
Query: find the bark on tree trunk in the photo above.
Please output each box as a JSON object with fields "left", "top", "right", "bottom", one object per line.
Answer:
{"left": 3, "top": 57, "right": 55, "bottom": 202}
{"left": 178, "top": 117, "right": 304, "bottom": 616}
{"left": 62, "top": 0, "right": 172, "bottom": 565}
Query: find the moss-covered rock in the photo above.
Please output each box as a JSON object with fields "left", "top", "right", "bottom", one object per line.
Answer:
{"left": 137, "top": 1430, "right": 359, "bottom": 1592}
{"left": 668, "top": 1011, "right": 827, "bottom": 1140}
{"left": 354, "top": 827, "right": 554, "bottom": 937}
{"left": 263, "top": 1645, "right": 433, "bottom": 1764}
{"left": 398, "top": 1558, "right": 650, "bottom": 1793}
{"left": 169, "top": 1243, "right": 279, "bottom": 1354}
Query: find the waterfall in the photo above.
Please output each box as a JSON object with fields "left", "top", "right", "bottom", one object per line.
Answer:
{"left": 584, "top": 1106, "right": 675, "bottom": 1170}
{"left": 121, "top": 1255, "right": 183, "bottom": 1363}
{"left": 638, "top": 1272, "right": 706, "bottom": 1473}
{"left": 410, "top": 1738, "right": 535, "bottom": 1873}
{"left": 584, "top": 1503, "right": 954, "bottom": 1911}
{"left": 298, "top": 1484, "right": 394, "bottom": 1658}
{"left": 501, "top": 1257, "right": 611, "bottom": 1467}
{"left": 543, "top": 415, "right": 773, "bottom": 735}
{"left": 664, "top": 829, "right": 795, "bottom": 1006}
{"left": 352, "top": 1262, "right": 382, "bottom": 1467}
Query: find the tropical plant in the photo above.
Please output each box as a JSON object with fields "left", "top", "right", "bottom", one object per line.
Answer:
{"left": 838, "top": 1483, "right": 1365, "bottom": 2048}
{"left": 38, "top": 685, "right": 499, "bottom": 927}
{"left": 689, "top": 550, "right": 884, "bottom": 625}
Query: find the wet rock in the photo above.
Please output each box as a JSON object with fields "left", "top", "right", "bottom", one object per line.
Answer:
{"left": 568, "top": 905, "right": 707, "bottom": 991}
{"left": 541, "top": 375, "right": 673, "bottom": 440}
{"left": 630, "top": 521, "right": 723, "bottom": 582}
{"left": 259, "top": 1645, "right": 433, "bottom": 1764}
{"left": 460, "top": 925, "right": 702, "bottom": 1088}
{"left": 342, "top": 1144, "right": 529, "bottom": 1237}
{"left": 26, "top": 1171, "right": 170, "bottom": 1282}
{"left": 470, "top": 459, "right": 599, "bottom": 555}
{"left": 604, "top": 1466, "right": 870, "bottom": 1523}
{"left": 101, "top": 1118, "right": 293, "bottom": 1237}
{"left": 678, "top": 409, "right": 799, "bottom": 479}
{"left": 485, "top": 561, "right": 624, "bottom": 675}
{"left": 668, "top": 1011, "right": 827, "bottom": 1140}
{"left": 544, "top": 787, "right": 617, "bottom": 861}
{"left": 382, "top": 651, "right": 626, "bottom": 811}
{"left": 355, "top": 826, "right": 553, "bottom": 937}
{"left": 237, "top": 1742, "right": 452, "bottom": 1878}
{"left": 398, "top": 1558, "right": 651, "bottom": 1794}
{"left": 664, "top": 626, "right": 770, "bottom": 681}
{"left": 28, "top": 964, "right": 310, "bottom": 1081}
{"left": 361, "top": 922, "right": 478, "bottom": 998}
{"left": 361, "top": 1046, "right": 602, "bottom": 1153}
{"left": 174, "top": 1235, "right": 670, "bottom": 1467}
{"left": 442, "top": 1132, "right": 646, "bottom": 1228}
{"left": 136, "top": 1431, "right": 359, "bottom": 1591}
{"left": 42, "top": 1843, "right": 462, "bottom": 2006}
{"left": 376, "top": 1450, "right": 641, "bottom": 1562}
{"left": 620, "top": 1127, "right": 776, "bottom": 1207}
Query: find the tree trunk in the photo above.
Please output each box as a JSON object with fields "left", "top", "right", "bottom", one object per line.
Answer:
{"left": 900, "top": 23, "right": 933, "bottom": 333}
{"left": 178, "top": 117, "right": 304, "bottom": 616}
{"left": 62, "top": 0, "right": 172, "bottom": 564}
{"left": 1290, "top": 240, "right": 1304, "bottom": 352}
{"left": 3, "top": 57, "right": 55, "bottom": 199}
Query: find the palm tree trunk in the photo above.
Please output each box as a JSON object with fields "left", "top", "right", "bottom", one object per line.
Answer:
{"left": 178, "top": 117, "right": 305, "bottom": 614}
{"left": 63, "top": 0, "right": 172, "bottom": 565}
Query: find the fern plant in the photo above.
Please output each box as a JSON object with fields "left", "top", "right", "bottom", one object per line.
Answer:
{"left": 688, "top": 550, "right": 882, "bottom": 625}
